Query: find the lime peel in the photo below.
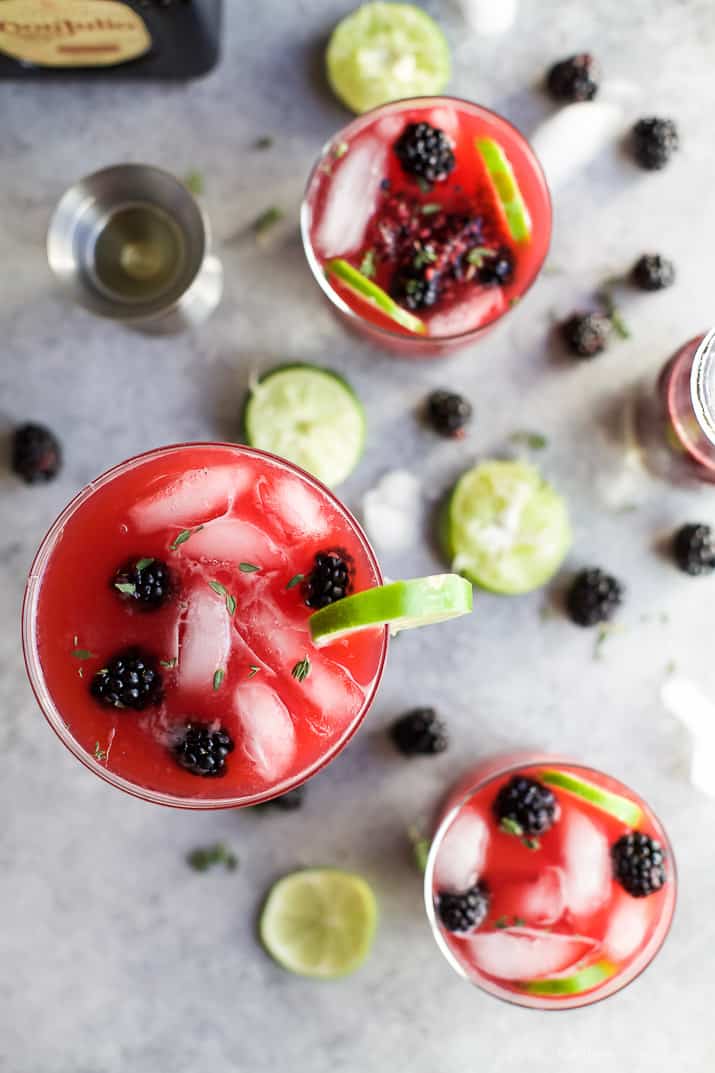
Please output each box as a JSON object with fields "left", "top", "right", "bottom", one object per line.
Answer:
{"left": 326, "top": 258, "right": 427, "bottom": 335}
{"left": 476, "top": 136, "right": 532, "bottom": 243}
{"left": 519, "top": 959, "right": 617, "bottom": 996}
{"left": 540, "top": 769, "right": 643, "bottom": 826}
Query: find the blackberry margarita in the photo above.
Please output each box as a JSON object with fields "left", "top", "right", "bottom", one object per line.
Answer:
{"left": 425, "top": 756, "right": 675, "bottom": 1009}
{"left": 302, "top": 97, "right": 551, "bottom": 356}
{"left": 23, "top": 444, "right": 388, "bottom": 807}
{"left": 636, "top": 330, "right": 715, "bottom": 484}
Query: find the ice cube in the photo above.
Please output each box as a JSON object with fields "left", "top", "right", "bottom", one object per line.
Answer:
{"left": 561, "top": 809, "right": 611, "bottom": 917}
{"left": 176, "top": 517, "right": 284, "bottom": 569}
{"left": 434, "top": 810, "right": 489, "bottom": 893}
{"left": 315, "top": 137, "right": 388, "bottom": 258}
{"left": 453, "top": 0, "right": 518, "bottom": 35}
{"left": 506, "top": 867, "right": 565, "bottom": 927}
{"left": 258, "top": 474, "right": 330, "bottom": 541}
{"left": 301, "top": 656, "right": 365, "bottom": 734}
{"left": 130, "top": 465, "right": 252, "bottom": 532}
{"left": 237, "top": 593, "right": 305, "bottom": 666}
{"left": 463, "top": 927, "right": 596, "bottom": 981}
{"left": 177, "top": 586, "right": 232, "bottom": 692}
{"left": 425, "top": 107, "right": 460, "bottom": 142}
{"left": 531, "top": 102, "right": 623, "bottom": 191}
{"left": 234, "top": 681, "right": 296, "bottom": 781}
{"left": 362, "top": 470, "right": 421, "bottom": 553}
{"left": 426, "top": 287, "right": 506, "bottom": 338}
{"left": 602, "top": 892, "right": 650, "bottom": 962}
{"left": 660, "top": 676, "right": 715, "bottom": 796}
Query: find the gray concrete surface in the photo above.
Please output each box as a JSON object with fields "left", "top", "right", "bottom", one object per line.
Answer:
{"left": 2, "top": 2, "right": 715, "bottom": 1070}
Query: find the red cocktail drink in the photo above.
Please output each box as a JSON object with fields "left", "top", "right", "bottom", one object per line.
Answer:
{"left": 425, "top": 756, "right": 675, "bottom": 1009}
{"left": 302, "top": 97, "right": 551, "bottom": 357}
{"left": 23, "top": 444, "right": 387, "bottom": 808}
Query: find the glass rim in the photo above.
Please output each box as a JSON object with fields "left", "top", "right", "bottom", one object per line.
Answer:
{"left": 22, "top": 441, "right": 388, "bottom": 810}
{"left": 690, "top": 328, "right": 715, "bottom": 447}
{"left": 423, "top": 754, "right": 677, "bottom": 1011}
{"left": 300, "top": 94, "right": 553, "bottom": 347}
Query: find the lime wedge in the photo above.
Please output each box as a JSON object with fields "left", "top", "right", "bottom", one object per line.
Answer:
{"left": 540, "top": 770, "right": 643, "bottom": 826}
{"left": 519, "top": 960, "right": 617, "bottom": 996}
{"left": 444, "top": 460, "right": 571, "bottom": 595}
{"left": 259, "top": 868, "right": 377, "bottom": 978}
{"left": 326, "top": 2, "right": 451, "bottom": 114}
{"left": 326, "top": 258, "right": 426, "bottom": 335}
{"left": 243, "top": 364, "right": 365, "bottom": 488}
{"left": 309, "top": 574, "right": 472, "bottom": 646}
{"left": 476, "top": 137, "right": 532, "bottom": 243}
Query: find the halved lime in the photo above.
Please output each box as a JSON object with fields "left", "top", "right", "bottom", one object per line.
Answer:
{"left": 259, "top": 868, "right": 377, "bottom": 978}
{"left": 326, "top": 258, "right": 426, "bottom": 335}
{"left": 476, "top": 137, "right": 532, "bottom": 243}
{"left": 540, "top": 770, "right": 643, "bottom": 826}
{"left": 326, "top": 2, "right": 451, "bottom": 114}
{"left": 519, "top": 960, "right": 616, "bottom": 996}
{"left": 443, "top": 460, "right": 571, "bottom": 595}
{"left": 309, "top": 574, "right": 472, "bottom": 646}
{"left": 243, "top": 364, "right": 365, "bottom": 488}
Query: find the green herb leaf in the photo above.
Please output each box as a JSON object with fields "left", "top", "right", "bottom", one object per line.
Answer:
{"left": 248, "top": 665, "right": 260, "bottom": 678}
{"left": 254, "top": 206, "right": 283, "bottom": 238}
{"left": 333, "top": 141, "right": 349, "bottom": 159}
{"left": 408, "top": 826, "right": 430, "bottom": 874}
{"left": 508, "top": 296, "right": 520, "bottom": 308}
{"left": 286, "top": 573, "right": 304, "bottom": 590}
{"left": 494, "top": 916, "right": 509, "bottom": 929}
{"left": 254, "top": 135, "right": 273, "bottom": 150}
{"left": 226, "top": 593, "right": 237, "bottom": 616}
{"left": 524, "top": 837, "right": 541, "bottom": 851}
{"left": 421, "top": 202, "right": 442, "bottom": 215}
{"left": 184, "top": 170, "right": 204, "bottom": 196}
{"left": 169, "top": 525, "right": 203, "bottom": 551}
{"left": 209, "top": 579, "right": 236, "bottom": 616}
{"left": 209, "top": 579, "right": 227, "bottom": 597}
{"left": 500, "top": 817, "right": 524, "bottom": 838}
{"left": 93, "top": 742, "right": 107, "bottom": 762}
{"left": 413, "top": 246, "right": 437, "bottom": 270}
{"left": 114, "top": 581, "right": 136, "bottom": 595}
{"left": 291, "top": 655, "right": 311, "bottom": 683}
{"left": 466, "top": 246, "right": 496, "bottom": 268}
{"left": 239, "top": 562, "right": 260, "bottom": 573}
{"left": 135, "top": 557, "right": 155, "bottom": 571}
{"left": 594, "top": 626, "right": 611, "bottom": 661}
{"left": 513, "top": 916, "right": 526, "bottom": 927}
{"left": 359, "top": 248, "right": 376, "bottom": 278}
{"left": 510, "top": 430, "right": 549, "bottom": 450}
{"left": 213, "top": 668, "right": 225, "bottom": 691}
{"left": 610, "top": 307, "right": 631, "bottom": 339}
{"left": 160, "top": 657, "right": 178, "bottom": 669}
{"left": 417, "top": 177, "right": 432, "bottom": 194}
{"left": 186, "top": 843, "right": 238, "bottom": 873}
{"left": 72, "top": 648, "right": 97, "bottom": 660}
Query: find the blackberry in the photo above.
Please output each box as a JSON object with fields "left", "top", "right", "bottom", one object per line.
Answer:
{"left": 394, "top": 122, "right": 456, "bottom": 184}
{"left": 391, "top": 262, "right": 441, "bottom": 311}
{"left": 303, "top": 550, "right": 352, "bottom": 609}
{"left": 90, "top": 648, "right": 163, "bottom": 710}
{"left": 546, "top": 53, "right": 600, "bottom": 102}
{"left": 258, "top": 786, "right": 305, "bottom": 811}
{"left": 567, "top": 568, "right": 624, "bottom": 627}
{"left": 426, "top": 389, "right": 473, "bottom": 437}
{"left": 561, "top": 312, "right": 612, "bottom": 358}
{"left": 673, "top": 523, "right": 715, "bottom": 576}
{"left": 172, "top": 722, "right": 235, "bottom": 777}
{"left": 612, "top": 832, "right": 667, "bottom": 898}
{"left": 112, "top": 557, "right": 171, "bottom": 609}
{"left": 477, "top": 246, "right": 514, "bottom": 286}
{"left": 11, "top": 423, "right": 62, "bottom": 483}
{"left": 493, "top": 775, "right": 558, "bottom": 837}
{"left": 390, "top": 707, "right": 448, "bottom": 756}
{"left": 631, "top": 254, "right": 675, "bottom": 292}
{"left": 632, "top": 117, "right": 679, "bottom": 171}
{"left": 436, "top": 883, "right": 490, "bottom": 933}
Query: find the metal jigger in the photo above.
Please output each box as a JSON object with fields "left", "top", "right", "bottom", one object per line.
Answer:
{"left": 47, "top": 164, "right": 223, "bottom": 334}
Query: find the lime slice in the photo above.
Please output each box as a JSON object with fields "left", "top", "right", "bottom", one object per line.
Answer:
{"left": 309, "top": 574, "right": 472, "bottom": 646}
{"left": 326, "top": 258, "right": 426, "bottom": 335}
{"left": 326, "top": 2, "right": 451, "bottom": 115}
{"left": 519, "top": 960, "right": 616, "bottom": 996}
{"left": 259, "top": 868, "right": 377, "bottom": 978}
{"left": 444, "top": 460, "right": 571, "bottom": 595}
{"left": 243, "top": 364, "right": 365, "bottom": 488}
{"left": 540, "top": 769, "right": 643, "bottom": 826}
{"left": 476, "top": 137, "right": 532, "bottom": 243}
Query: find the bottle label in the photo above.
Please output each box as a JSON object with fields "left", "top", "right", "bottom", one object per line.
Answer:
{"left": 0, "top": 1, "right": 151, "bottom": 67}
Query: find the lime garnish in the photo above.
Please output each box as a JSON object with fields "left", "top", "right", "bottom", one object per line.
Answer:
{"left": 259, "top": 868, "right": 377, "bottom": 978}
{"left": 476, "top": 137, "right": 532, "bottom": 243}
{"left": 540, "top": 770, "right": 643, "bottom": 826}
{"left": 519, "top": 960, "right": 617, "bottom": 995}
{"left": 326, "top": 258, "right": 426, "bottom": 335}
{"left": 326, "top": 2, "right": 450, "bottom": 114}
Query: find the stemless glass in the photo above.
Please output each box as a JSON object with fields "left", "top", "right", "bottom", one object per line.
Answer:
{"left": 424, "top": 753, "right": 676, "bottom": 1010}
{"left": 301, "top": 96, "right": 552, "bottom": 358}
{"left": 22, "top": 443, "right": 388, "bottom": 809}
